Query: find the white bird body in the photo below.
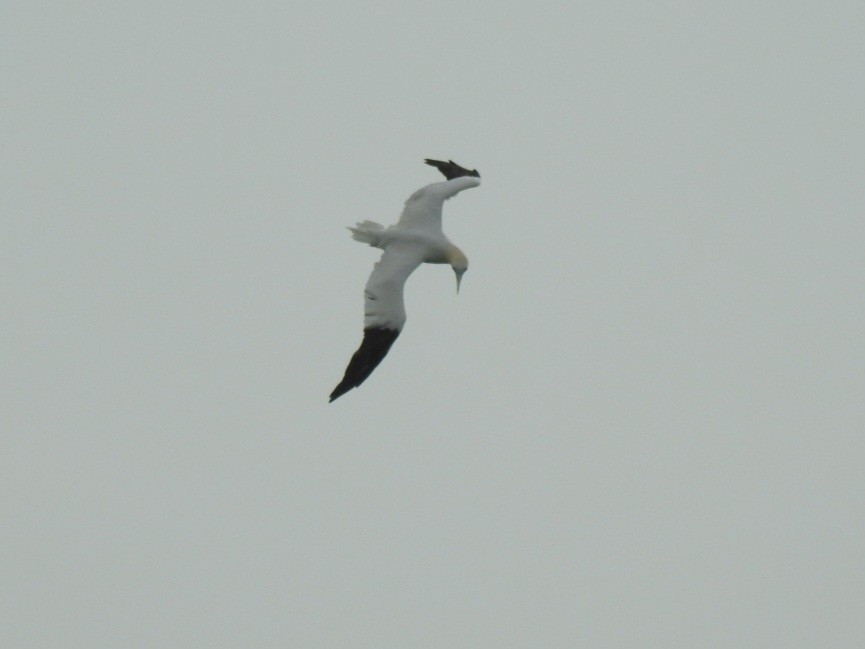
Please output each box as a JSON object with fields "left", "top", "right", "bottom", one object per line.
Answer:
{"left": 330, "top": 161, "right": 481, "bottom": 402}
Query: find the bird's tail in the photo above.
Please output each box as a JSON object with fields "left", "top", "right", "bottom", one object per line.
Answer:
{"left": 347, "top": 221, "right": 385, "bottom": 247}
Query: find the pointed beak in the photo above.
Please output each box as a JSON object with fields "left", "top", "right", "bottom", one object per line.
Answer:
{"left": 455, "top": 270, "right": 465, "bottom": 294}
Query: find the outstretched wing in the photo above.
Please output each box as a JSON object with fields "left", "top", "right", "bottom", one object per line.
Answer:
{"left": 329, "top": 244, "right": 422, "bottom": 402}
{"left": 396, "top": 175, "right": 482, "bottom": 232}
{"left": 424, "top": 159, "right": 481, "bottom": 180}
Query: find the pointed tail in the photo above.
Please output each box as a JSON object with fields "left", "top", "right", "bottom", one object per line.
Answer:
{"left": 347, "top": 221, "right": 385, "bottom": 247}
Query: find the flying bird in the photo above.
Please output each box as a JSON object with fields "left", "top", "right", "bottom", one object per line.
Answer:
{"left": 329, "top": 159, "right": 481, "bottom": 402}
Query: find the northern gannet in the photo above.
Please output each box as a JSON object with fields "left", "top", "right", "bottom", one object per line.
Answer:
{"left": 329, "top": 159, "right": 481, "bottom": 402}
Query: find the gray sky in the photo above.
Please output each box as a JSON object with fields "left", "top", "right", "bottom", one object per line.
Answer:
{"left": 3, "top": 1, "right": 864, "bottom": 647}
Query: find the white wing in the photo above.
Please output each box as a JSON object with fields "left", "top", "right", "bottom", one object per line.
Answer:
{"left": 329, "top": 242, "right": 421, "bottom": 402}
{"left": 362, "top": 242, "right": 424, "bottom": 330}
{"left": 396, "top": 176, "right": 481, "bottom": 232}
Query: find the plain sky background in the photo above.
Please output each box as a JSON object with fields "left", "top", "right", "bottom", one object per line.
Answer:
{"left": 3, "top": 1, "right": 864, "bottom": 647}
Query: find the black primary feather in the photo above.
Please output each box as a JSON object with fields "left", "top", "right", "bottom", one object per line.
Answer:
{"left": 424, "top": 159, "right": 481, "bottom": 180}
{"left": 329, "top": 327, "right": 401, "bottom": 402}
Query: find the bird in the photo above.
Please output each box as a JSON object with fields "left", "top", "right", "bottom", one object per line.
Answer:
{"left": 329, "top": 159, "right": 481, "bottom": 402}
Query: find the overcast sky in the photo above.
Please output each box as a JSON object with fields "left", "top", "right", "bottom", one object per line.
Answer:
{"left": 3, "top": 2, "right": 864, "bottom": 647}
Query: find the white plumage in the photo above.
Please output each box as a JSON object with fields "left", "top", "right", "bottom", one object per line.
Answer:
{"left": 329, "top": 159, "right": 481, "bottom": 402}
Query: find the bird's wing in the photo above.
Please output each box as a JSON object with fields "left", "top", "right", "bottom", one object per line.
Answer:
{"left": 362, "top": 241, "right": 423, "bottom": 330}
{"left": 329, "top": 243, "right": 422, "bottom": 402}
{"left": 424, "top": 159, "right": 481, "bottom": 180}
{"left": 396, "top": 175, "right": 482, "bottom": 232}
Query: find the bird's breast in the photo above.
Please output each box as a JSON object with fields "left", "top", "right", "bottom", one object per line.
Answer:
{"left": 385, "top": 229, "right": 451, "bottom": 264}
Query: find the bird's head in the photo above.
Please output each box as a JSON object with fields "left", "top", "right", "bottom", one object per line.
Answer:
{"left": 449, "top": 248, "right": 469, "bottom": 293}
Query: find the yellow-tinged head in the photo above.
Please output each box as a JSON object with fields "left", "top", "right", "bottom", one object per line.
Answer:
{"left": 448, "top": 248, "right": 469, "bottom": 293}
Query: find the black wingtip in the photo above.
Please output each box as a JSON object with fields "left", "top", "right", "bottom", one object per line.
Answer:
{"left": 329, "top": 327, "right": 401, "bottom": 402}
{"left": 424, "top": 158, "right": 480, "bottom": 180}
